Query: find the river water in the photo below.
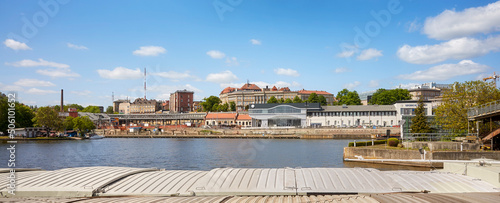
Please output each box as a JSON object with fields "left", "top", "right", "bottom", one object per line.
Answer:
{"left": 0, "top": 138, "right": 428, "bottom": 171}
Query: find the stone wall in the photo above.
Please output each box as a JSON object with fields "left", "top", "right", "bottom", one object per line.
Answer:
{"left": 404, "top": 142, "right": 480, "bottom": 151}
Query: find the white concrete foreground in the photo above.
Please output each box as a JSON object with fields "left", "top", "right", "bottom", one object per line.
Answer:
{"left": 1, "top": 166, "right": 499, "bottom": 200}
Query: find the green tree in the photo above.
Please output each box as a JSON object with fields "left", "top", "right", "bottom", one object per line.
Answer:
{"left": 200, "top": 96, "right": 221, "bottom": 112}
{"left": 411, "top": 97, "right": 431, "bottom": 133}
{"left": 73, "top": 116, "right": 95, "bottom": 136}
{"left": 307, "top": 93, "right": 319, "bottom": 103}
{"left": 435, "top": 80, "right": 500, "bottom": 132}
{"left": 0, "top": 93, "right": 36, "bottom": 133}
{"left": 369, "top": 88, "right": 411, "bottom": 105}
{"left": 318, "top": 95, "right": 327, "bottom": 105}
{"left": 229, "top": 101, "right": 236, "bottom": 111}
{"left": 15, "top": 104, "right": 35, "bottom": 128}
{"left": 82, "top": 106, "right": 101, "bottom": 113}
{"left": 33, "top": 106, "right": 62, "bottom": 133}
{"left": 284, "top": 98, "right": 293, "bottom": 103}
{"left": 336, "top": 89, "right": 361, "bottom": 105}
{"left": 279, "top": 98, "right": 285, "bottom": 103}
{"left": 217, "top": 103, "right": 229, "bottom": 112}
{"left": 105, "top": 106, "right": 113, "bottom": 114}
{"left": 63, "top": 116, "right": 75, "bottom": 130}
{"left": 267, "top": 96, "right": 278, "bottom": 103}
{"left": 292, "top": 96, "right": 302, "bottom": 103}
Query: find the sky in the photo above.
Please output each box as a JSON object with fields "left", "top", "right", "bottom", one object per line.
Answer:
{"left": 1, "top": 0, "right": 499, "bottom": 107}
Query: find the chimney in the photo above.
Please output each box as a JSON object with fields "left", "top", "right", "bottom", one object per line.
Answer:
{"left": 60, "top": 89, "right": 64, "bottom": 112}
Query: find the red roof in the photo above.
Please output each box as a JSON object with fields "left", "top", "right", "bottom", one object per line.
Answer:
{"left": 279, "top": 87, "right": 290, "bottom": 91}
{"left": 220, "top": 87, "right": 236, "bottom": 94}
{"left": 236, "top": 114, "right": 252, "bottom": 120}
{"left": 298, "top": 90, "right": 332, "bottom": 95}
{"left": 206, "top": 113, "right": 237, "bottom": 119}
{"left": 240, "top": 83, "right": 261, "bottom": 91}
{"left": 271, "top": 86, "right": 278, "bottom": 91}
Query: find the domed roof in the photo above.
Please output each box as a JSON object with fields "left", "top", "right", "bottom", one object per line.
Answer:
{"left": 240, "top": 83, "right": 261, "bottom": 91}
{"left": 220, "top": 87, "right": 236, "bottom": 94}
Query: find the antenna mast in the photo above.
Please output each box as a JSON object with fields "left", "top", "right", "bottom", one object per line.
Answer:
{"left": 144, "top": 67, "right": 147, "bottom": 99}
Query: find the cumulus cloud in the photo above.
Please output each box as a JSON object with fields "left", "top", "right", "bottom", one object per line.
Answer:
{"left": 250, "top": 39, "right": 261, "bottom": 45}
{"left": 0, "top": 83, "right": 24, "bottom": 92}
{"left": 206, "top": 50, "right": 226, "bottom": 59}
{"left": 369, "top": 80, "right": 380, "bottom": 88}
{"left": 343, "top": 81, "right": 361, "bottom": 90}
{"left": 335, "top": 67, "right": 350, "bottom": 73}
{"left": 357, "top": 48, "right": 383, "bottom": 61}
{"left": 206, "top": 70, "right": 238, "bottom": 83}
{"left": 26, "top": 88, "right": 57, "bottom": 95}
{"left": 5, "top": 58, "right": 69, "bottom": 68}
{"left": 423, "top": 1, "right": 500, "bottom": 40}
{"left": 225, "top": 57, "right": 239, "bottom": 66}
{"left": 36, "top": 69, "right": 80, "bottom": 78}
{"left": 97, "top": 67, "right": 142, "bottom": 79}
{"left": 14, "top": 79, "right": 55, "bottom": 87}
{"left": 336, "top": 50, "right": 355, "bottom": 58}
{"left": 274, "top": 68, "right": 300, "bottom": 77}
{"left": 4, "top": 39, "right": 32, "bottom": 50}
{"left": 133, "top": 46, "right": 166, "bottom": 56}
{"left": 397, "top": 60, "right": 490, "bottom": 81}
{"left": 67, "top": 43, "right": 88, "bottom": 50}
{"left": 397, "top": 36, "right": 500, "bottom": 64}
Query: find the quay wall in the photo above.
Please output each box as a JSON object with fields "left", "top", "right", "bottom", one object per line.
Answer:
{"left": 344, "top": 147, "right": 500, "bottom": 161}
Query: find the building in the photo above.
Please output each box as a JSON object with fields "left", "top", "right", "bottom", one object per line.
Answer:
{"left": 13, "top": 127, "right": 46, "bottom": 138}
{"left": 248, "top": 103, "right": 322, "bottom": 128}
{"left": 205, "top": 112, "right": 238, "bottom": 126}
{"left": 162, "top": 101, "right": 170, "bottom": 111}
{"left": 118, "top": 102, "right": 131, "bottom": 114}
{"left": 308, "top": 105, "right": 397, "bottom": 127}
{"left": 193, "top": 101, "right": 202, "bottom": 112}
{"left": 113, "top": 99, "right": 130, "bottom": 114}
{"left": 169, "top": 90, "right": 194, "bottom": 113}
{"left": 130, "top": 98, "right": 161, "bottom": 114}
{"left": 408, "top": 82, "right": 451, "bottom": 101}
{"left": 220, "top": 83, "right": 335, "bottom": 111}
{"left": 236, "top": 113, "right": 252, "bottom": 127}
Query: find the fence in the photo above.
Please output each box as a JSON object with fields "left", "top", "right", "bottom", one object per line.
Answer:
{"left": 468, "top": 100, "right": 500, "bottom": 118}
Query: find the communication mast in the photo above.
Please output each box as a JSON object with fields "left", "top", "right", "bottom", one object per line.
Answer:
{"left": 144, "top": 67, "right": 147, "bottom": 99}
{"left": 483, "top": 72, "right": 499, "bottom": 87}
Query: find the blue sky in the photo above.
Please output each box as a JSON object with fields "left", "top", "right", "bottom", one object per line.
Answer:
{"left": 1, "top": 0, "right": 499, "bottom": 107}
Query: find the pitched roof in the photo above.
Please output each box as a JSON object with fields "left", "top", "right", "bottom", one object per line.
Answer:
{"left": 236, "top": 114, "right": 252, "bottom": 120}
{"left": 271, "top": 86, "right": 278, "bottom": 91}
{"left": 205, "top": 113, "right": 237, "bottom": 119}
{"left": 240, "top": 83, "right": 261, "bottom": 91}
{"left": 298, "top": 90, "right": 333, "bottom": 95}
{"left": 220, "top": 87, "right": 236, "bottom": 94}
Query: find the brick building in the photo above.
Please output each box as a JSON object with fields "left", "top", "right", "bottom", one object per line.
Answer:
{"left": 169, "top": 90, "right": 194, "bottom": 113}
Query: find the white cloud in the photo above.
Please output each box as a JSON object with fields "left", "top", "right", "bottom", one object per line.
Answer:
{"left": 250, "top": 39, "right": 261, "bottom": 45}
{"left": 206, "top": 50, "right": 226, "bottom": 59}
{"left": 0, "top": 83, "right": 24, "bottom": 92}
{"left": 133, "top": 46, "right": 166, "bottom": 56}
{"left": 67, "top": 43, "right": 88, "bottom": 50}
{"left": 36, "top": 69, "right": 80, "bottom": 78}
{"left": 70, "top": 90, "right": 92, "bottom": 96}
{"left": 291, "top": 81, "right": 302, "bottom": 88}
{"left": 423, "top": 1, "right": 500, "bottom": 40}
{"left": 397, "top": 36, "right": 500, "bottom": 64}
{"left": 14, "top": 79, "right": 55, "bottom": 87}
{"left": 336, "top": 50, "right": 355, "bottom": 58}
{"left": 97, "top": 67, "right": 142, "bottom": 80}
{"left": 357, "top": 48, "right": 383, "bottom": 61}
{"left": 26, "top": 88, "right": 57, "bottom": 95}
{"left": 369, "top": 80, "right": 380, "bottom": 88}
{"left": 406, "top": 19, "right": 421, "bottom": 32}
{"left": 206, "top": 70, "right": 238, "bottom": 83}
{"left": 397, "top": 60, "right": 490, "bottom": 81}
{"left": 343, "top": 81, "right": 361, "bottom": 90}
{"left": 5, "top": 58, "right": 69, "bottom": 68}
{"left": 225, "top": 57, "right": 239, "bottom": 66}
{"left": 4, "top": 39, "right": 32, "bottom": 50}
{"left": 151, "top": 71, "right": 198, "bottom": 80}
{"left": 335, "top": 67, "right": 350, "bottom": 73}
{"left": 274, "top": 68, "right": 300, "bottom": 77}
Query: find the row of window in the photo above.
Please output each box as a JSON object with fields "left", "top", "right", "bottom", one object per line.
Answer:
{"left": 310, "top": 111, "right": 396, "bottom": 117}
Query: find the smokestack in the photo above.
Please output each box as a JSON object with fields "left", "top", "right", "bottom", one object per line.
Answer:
{"left": 60, "top": 89, "right": 64, "bottom": 112}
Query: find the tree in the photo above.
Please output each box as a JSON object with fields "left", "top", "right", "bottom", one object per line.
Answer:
{"left": 267, "top": 96, "right": 278, "bottom": 103}
{"left": 279, "top": 98, "right": 285, "bottom": 103}
{"left": 411, "top": 97, "right": 431, "bottom": 133}
{"left": 284, "top": 98, "right": 293, "bottom": 103}
{"left": 73, "top": 116, "right": 95, "bottom": 136}
{"left": 292, "top": 96, "right": 302, "bottom": 103}
{"left": 63, "top": 116, "right": 75, "bottom": 130}
{"left": 105, "top": 106, "right": 114, "bottom": 114}
{"left": 33, "top": 106, "right": 62, "bottom": 133}
{"left": 307, "top": 93, "right": 319, "bottom": 103}
{"left": 336, "top": 89, "right": 361, "bottom": 105}
{"left": 0, "top": 93, "right": 35, "bottom": 134}
{"left": 217, "top": 103, "right": 229, "bottom": 112}
{"left": 369, "top": 88, "right": 411, "bottom": 105}
{"left": 200, "top": 96, "right": 221, "bottom": 112}
{"left": 82, "top": 105, "right": 101, "bottom": 113}
{"left": 15, "top": 104, "right": 35, "bottom": 128}
{"left": 435, "top": 80, "right": 500, "bottom": 132}
{"left": 318, "top": 95, "right": 327, "bottom": 105}
{"left": 230, "top": 101, "right": 236, "bottom": 111}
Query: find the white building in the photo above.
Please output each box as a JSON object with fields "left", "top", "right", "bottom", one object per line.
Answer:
{"left": 307, "top": 105, "right": 397, "bottom": 127}
{"left": 249, "top": 103, "right": 322, "bottom": 128}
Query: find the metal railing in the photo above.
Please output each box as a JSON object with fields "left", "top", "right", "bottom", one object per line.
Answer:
{"left": 468, "top": 100, "right": 500, "bottom": 118}
{"left": 403, "top": 133, "right": 471, "bottom": 142}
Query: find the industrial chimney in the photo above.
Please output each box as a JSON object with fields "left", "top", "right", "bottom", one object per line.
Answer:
{"left": 60, "top": 89, "right": 64, "bottom": 112}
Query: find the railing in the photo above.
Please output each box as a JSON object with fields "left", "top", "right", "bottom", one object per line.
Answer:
{"left": 468, "top": 100, "right": 500, "bottom": 118}
{"left": 402, "top": 133, "right": 471, "bottom": 142}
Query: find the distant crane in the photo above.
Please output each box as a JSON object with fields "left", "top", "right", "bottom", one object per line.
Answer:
{"left": 483, "top": 72, "right": 499, "bottom": 87}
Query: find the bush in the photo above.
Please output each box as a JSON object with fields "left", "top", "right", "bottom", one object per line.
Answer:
{"left": 388, "top": 138, "right": 399, "bottom": 147}
{"left": 348, "top": 140, "right": 387, "bottom": 147}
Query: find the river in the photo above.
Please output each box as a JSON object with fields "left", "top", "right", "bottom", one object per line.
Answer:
{"left": 0, "top": 138, "right": 428, "bottom": 171}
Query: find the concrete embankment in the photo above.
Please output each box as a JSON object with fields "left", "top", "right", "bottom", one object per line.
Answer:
{"left": 97, "top": 127, "right": 398, "bottom": 139}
